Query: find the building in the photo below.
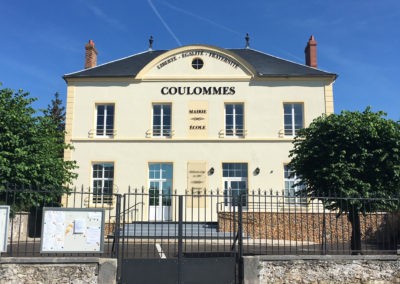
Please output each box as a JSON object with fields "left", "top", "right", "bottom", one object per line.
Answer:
{"left": 63, "top": 36, "right": 336, "bottom": 221}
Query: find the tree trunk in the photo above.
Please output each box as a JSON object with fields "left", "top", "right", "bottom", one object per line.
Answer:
{"left": 348, "top": 209, "right": 362, "bottom": 254}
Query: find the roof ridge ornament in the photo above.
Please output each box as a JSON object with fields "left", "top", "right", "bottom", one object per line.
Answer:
{"left": 245, "top": 33, "right": 250, "bottom": 49}
{"left": 149, "top": 36, "right": 154, "bottom": 51}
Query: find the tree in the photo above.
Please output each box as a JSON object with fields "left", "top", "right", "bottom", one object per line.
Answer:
{"left": 289, "top": 108, "right": 400, "bottom": 253}
{"left": 0, "top": 86, "right": 77, "bottom": 211}
{"left": 44, "top": 92, "right": 65, "bottom": 132}
{"left": 43, "top": 92, "right": 66, "bottom": 157}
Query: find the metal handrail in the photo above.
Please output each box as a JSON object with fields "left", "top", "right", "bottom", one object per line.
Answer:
{"left": 219, "top": 128, "right": 247, "bottom": 138}
{"left": 146, "top": 129, "right": 175, "bottom": 138}
{"left": 109, "top": 201, "right": 144, "bottom": 220}
{"left": 88, "top": 128, "right": 117, "bottom": 138}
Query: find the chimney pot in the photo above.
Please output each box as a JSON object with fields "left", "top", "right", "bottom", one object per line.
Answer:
{"left": 305, "top": 35, "right": 317, "bottom": 68}
{"left": 85, "top": 40, "right": 98, "bottom": 69}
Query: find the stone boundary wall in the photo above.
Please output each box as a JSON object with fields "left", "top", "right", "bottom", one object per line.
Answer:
{"left": 0, "top": 257, "right": 117, "bottom": 284}
{"left": 244, "top": 255, "right": 400, "bottom": 284}
{"left": 218, "top": 212, "right": 398, "bottom": 244}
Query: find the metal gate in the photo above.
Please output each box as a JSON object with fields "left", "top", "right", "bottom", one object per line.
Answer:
{"left": 113, "top": 193, "right": 244, "bottom": 284}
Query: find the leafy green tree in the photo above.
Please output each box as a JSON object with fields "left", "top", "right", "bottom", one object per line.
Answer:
{"left": 0, "top": 86, "right": 77, "bottom": 211}
{"left": 44, "top": 92, "right": 65, "bottom": 132}
{"left": 289, "top": 108, "right": 400, "bottom": 253}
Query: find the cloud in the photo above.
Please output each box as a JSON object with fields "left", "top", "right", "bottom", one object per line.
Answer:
{"left": 85, "top": 3, "right": 127, "bottom": 31}
{"left": 0, "top": 55, "right": 58, "bottom": 88}
{"left": 148, "top": 0, "right": 182, "bottom": 46}
{"left": 160, "top": 1, "right": 241, "bottom": 36}
{"left": 36, "top": 31, "right": 82, "bottom": 54}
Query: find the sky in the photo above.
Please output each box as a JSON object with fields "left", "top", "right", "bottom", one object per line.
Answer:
{"left": 1, "top": 0, "right": 399, "bottom": 120}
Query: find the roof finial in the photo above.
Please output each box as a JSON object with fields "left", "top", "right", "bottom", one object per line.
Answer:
{"left": 149, "top": 36, "right": 154, "bottom": 51}
{"left": 245, "top": 33, "right": 250, "bottom": 49}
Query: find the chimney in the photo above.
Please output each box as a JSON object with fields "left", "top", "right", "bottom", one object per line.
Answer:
{"left": 85, "top": 40, "right": 98, "bottom": 69}
{"left": 305, "top": 35, "right": 317, "bottom": 68}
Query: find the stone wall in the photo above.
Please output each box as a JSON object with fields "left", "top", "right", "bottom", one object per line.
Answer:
{"left": 0, "top": 257, "right": 117, "bottom": 284}
{"left": 244, "top": 255, "right": 400, "bottom": 284}
{"left": 218, "top": 212, "right": 398, "bottom": 245}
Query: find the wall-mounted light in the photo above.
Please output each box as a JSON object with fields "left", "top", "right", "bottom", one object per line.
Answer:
{"left": 208, "top": 167, "right": 215, "bottom": 175}
{"left": 254, "top": 167, "right": 260, "bottom": 175}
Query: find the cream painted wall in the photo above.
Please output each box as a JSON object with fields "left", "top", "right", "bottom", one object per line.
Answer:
{"left": 65, "top": 45, "right": 334, "bottom": 207}
{"left": 69, "top": 141, "right": 294, "bottom": 194}
{"left": 70, "top": 80, "right": 326, "bottom": 139}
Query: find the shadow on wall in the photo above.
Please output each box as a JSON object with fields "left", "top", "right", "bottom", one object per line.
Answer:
{"left": 366, "top": 211, "right": 400, "bottom": 250}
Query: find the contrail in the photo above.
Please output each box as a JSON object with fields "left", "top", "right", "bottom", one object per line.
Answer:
{"left": 160, "top": 1, "right": 241, "bottom": 36}
{"left": 147, "top": 0, "right": 182, "bottom": 46}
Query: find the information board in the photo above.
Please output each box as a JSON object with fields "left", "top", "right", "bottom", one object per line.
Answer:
{"left": 0, "top": 206, "right": 10, "bottom": 252}
{"left": 187, "top": 161, "right": 207, "bottom": 208}
{"left": 41, "top": 208, "right": 105, "bottom": 253}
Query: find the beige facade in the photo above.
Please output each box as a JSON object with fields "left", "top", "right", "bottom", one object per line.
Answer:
{"left": 64, "top": 43, "right": 336, "bottom": 220}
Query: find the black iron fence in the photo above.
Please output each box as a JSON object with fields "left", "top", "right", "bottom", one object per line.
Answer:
{"left": 1, "top": 187, "right": 399, "bottom": 258}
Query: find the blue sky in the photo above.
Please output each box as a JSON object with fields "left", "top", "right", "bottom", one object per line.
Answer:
{"left": 1, "top": 0, "right": 399, "bottom": 120}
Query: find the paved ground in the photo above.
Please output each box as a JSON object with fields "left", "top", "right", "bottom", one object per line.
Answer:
{"left": 121, "top": 222, "right": 237, "bottom": 239}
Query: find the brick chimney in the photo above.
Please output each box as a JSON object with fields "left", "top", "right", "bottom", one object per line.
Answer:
{"left": 305, "top": 35, "right": 317, "bottom": 68}
{"left": 84, "top": 40, "right": 98, "bottom": 69}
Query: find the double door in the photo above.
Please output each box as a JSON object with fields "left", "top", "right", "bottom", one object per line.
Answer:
{"left": 223, "top": 163, "right": 248, "bottom": 207}
{"left": 149, "top": 163, "right": 173, "bottom": 221}
{"left": 224, "top": 178, "right": 247, "bottom": 207}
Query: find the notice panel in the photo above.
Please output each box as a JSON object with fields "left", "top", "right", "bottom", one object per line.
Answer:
{"left": 40, "top": 208, "right": 105, "bottom": 253}
{"left": 187, "top": 161, "right": 207, "bottom": 208}
{"left": 0, "top": 206, "right": 10, "bottom": 252}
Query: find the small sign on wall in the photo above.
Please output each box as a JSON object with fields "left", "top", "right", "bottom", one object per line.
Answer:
{"left": 0, "top": 206, "right": 10, "bottom": 252}
{"left": 187, "top": 161, "right": 207, "bottom": 208}
{"left": 188, "top": 101, "right": 209, "bottom": 137}
{"left": 40, "top": 208, "right": 105, "bottom": 253}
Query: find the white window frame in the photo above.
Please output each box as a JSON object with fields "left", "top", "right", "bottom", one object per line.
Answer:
{"left": 225, "top": 103, "right": 244, "bottom": 137}
{"left": 284, "top": 165, "right": 306, "bottom": 205}
{"left": 95, "top": 104, "right": 115, "bottom": 137}
{"left": 222, "top": 163, "right": 248, "bottom": 207}
{"left": 152, "top": 104, "right": 172, "bottom": 137}
{"left": 92, "top": 163, "right": 114, "bottom": 204}
{"left": 148, "top": 163, "right": 173, "bottom": 221}
{"left": 284, "top": 103, "right": 303, "bottom": 136}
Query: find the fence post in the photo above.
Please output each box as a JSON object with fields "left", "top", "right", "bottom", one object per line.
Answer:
{"left": 178, "top": 195, "right": 183, "bottom": 283}
{"left": 238, "top": 194, "right": 244, "bottom": 284}
{"left": 112, "top": 194, "right": 122, "bottom": 259}
{"left": 233, "top": 194, "right": 236, "bottom": 249}
{"left": 321, "top": 208, "right": 327, "bottom": 255}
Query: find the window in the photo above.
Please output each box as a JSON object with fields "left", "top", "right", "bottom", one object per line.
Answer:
{"left": 92, "top": 163, "right": 114, "bottom": 204}
{"left": 284, "top": 103, "right": 303, "bottom": 136}
{"left": 223, "top": 163, "right": 248, "bottom": 207}
{"left": 225, "top": 103, "right": 244, "bottom": 136}
{"left": 284, "top": 165, "right": 306, "bottom": 205}
{"left": 191, "top": 58, "right": 204, "bottom": 70}
{"left": 96, "top": 104, "right": 114, "bottom": 137}
{"left": 153, "top": 104, "right": 172, "bottom": 137}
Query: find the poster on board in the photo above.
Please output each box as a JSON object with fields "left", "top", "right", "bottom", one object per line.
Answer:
{"left": 40, "top": 208, "right": 105, "bottom": 253}
{"left": 0, "top": 206, "right": 10, "bottom": 253}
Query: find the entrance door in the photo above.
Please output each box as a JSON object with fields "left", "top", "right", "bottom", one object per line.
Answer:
{"left": 149, "top": 163, "right": 173, "bottom": 221}
{"left": 223, "top": 163, "right": 248, "bottom": 208}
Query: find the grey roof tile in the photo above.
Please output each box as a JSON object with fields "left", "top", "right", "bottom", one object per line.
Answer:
{"left": 229, "top": 48, "right": 335, "bottom": 77}
{"left": 64, "top": 48, "right": 336, "bottom": 79}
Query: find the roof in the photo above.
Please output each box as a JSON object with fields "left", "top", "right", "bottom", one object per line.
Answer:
{"left": 64, "top": 47, "right": 336, "bottom": 79}
{"left": 229, "top": 49, "right": 335, "bottom": 77}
